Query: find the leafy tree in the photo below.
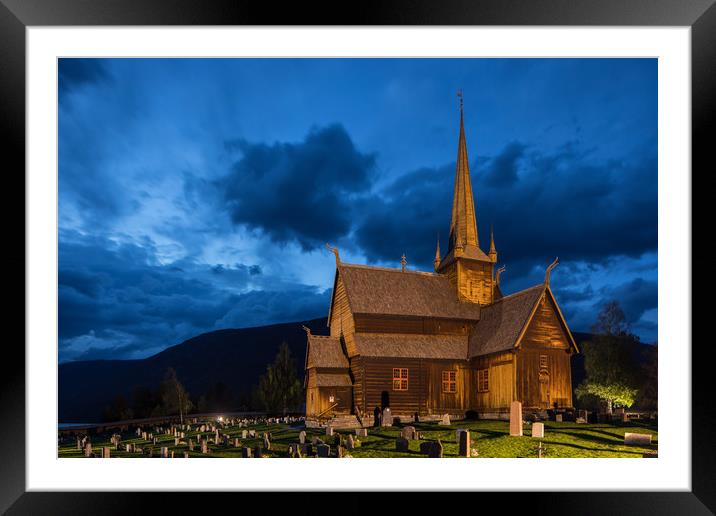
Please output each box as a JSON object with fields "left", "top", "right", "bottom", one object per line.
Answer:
{"left": 256, "top": 342, "right": 304, "bottom": 414}
{"left": 154, "top": 367, "right": 193, "bottom": 423}
{"left": 576, "top": 301, "right": 641, "bottom": 412}
{"left": 131, "top": 386, "right": 159, "bottom": 419}
{"left": 102, "top": 394, "right": 133, "bottom": 422}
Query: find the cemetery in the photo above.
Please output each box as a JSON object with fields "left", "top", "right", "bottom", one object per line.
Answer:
{"left": 58, "top": 409, "right": 658, "bottom": 459}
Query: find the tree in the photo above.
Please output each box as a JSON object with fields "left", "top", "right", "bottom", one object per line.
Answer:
{"left": 102, "top": 394, "right": 133, "bottom": 422}
{"left": 256, "top": 342, "right": 304, "bottom": 414}
{"left": 576, "top": 301, "right": 641, "bottom": 413}
{"left": 156, "top": 367, "right": 193, "bottom": 423}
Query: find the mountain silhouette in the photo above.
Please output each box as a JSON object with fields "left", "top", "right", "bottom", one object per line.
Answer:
{"left": 59, "top": 317, "right": 328, "bottom": 423}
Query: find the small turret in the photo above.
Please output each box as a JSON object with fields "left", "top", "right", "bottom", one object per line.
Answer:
{"left": 488, "top": 225, "right": 497, "bottom": 262}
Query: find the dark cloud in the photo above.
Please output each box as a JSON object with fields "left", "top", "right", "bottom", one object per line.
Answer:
{"left": 58, "top": 59, "right": 110, "bottom": 97}
{"left": 354, "top": 140, "right": 657, "bottom": 276}
{"left": 594, "top": 278, "right": 658, "bottom": 327}
{"left": 58, "top": 232, "right": 329, "bottom": 362}
{"left": 221, "top": 125, "right": 376, "bottom": 251}
{"left": 483, "top": 141, "right": 526, "bottom": 187}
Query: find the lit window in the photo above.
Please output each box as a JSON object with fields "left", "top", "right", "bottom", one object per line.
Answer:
{"left": 477, "top": 369, "right": 489, "bottom": 392}
{"left": 329, "top": 395, "right": 335, "bottom": 403}
{"left": 442, "top": 370, "right": 457, "bottom": 393}
{"left": 392, "top": 368, "right": 408, "bottom": 391}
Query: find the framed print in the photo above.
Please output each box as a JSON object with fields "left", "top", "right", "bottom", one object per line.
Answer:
{"left": 4, "top": 0, "right": 713, "bottom": 513}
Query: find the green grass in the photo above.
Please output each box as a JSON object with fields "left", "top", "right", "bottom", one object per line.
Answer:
{"left": 58, "top": 418, "right": 657, "bottom": 459}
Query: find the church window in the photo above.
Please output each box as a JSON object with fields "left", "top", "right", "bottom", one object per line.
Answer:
{"left": 392, "top": 368, "right": 408, "bottom": 391}
{"left": 442, "top": 370, "right": 457, "bottom": 393}
{"left": 539, "top": 354, "right": 548, "bottom": 370}
{"left": 477, "top": 369, "right": 489, "bottom": 392}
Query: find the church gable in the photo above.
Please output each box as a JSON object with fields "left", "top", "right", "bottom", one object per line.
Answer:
{"left": 518, "top": 288, "right": 578, "bottom": 353}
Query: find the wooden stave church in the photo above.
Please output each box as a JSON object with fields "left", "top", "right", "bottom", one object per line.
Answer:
{"left": 304, "top": 100, "right": 579, "bottom": 424}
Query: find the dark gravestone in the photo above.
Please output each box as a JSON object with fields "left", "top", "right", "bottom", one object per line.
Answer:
{"left": 300, "top": 443, "right": 313, "bottom": 457}
{"left": 419, "top": 442, "right": 433, "bottom": 455}
{"left": 241, "top": 447, "right": 253, "bottom": 458}
{"left": 253, "top": 446, "right": 263, "bottom": 458}
{"left": 395, "top": 437, "right": 409, "bottom": 452}
{"left": 428, "top": 440, "right": 443, "bottom": 458}
{"left": 317, "top": 444, "right": 331, "bottom": 458}
{"left": 458, "top": 431, "right": 471, "bottom": 457}
{"left": 373, "top": 406, "right": 382, "bottom": 427}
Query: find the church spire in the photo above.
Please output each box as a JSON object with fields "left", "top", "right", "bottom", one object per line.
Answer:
{"left": 448, "top": 90, "right": 479, "bottom": 253}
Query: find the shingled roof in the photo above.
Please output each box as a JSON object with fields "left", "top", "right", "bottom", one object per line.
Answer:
{"left": 468, "top": 284, "right": 545, "bottom": 357}
{"left": 337, "top": 264, "right": 481, "bottom": 320}
{"left": 354, "top": 333, "right": 468, "bottom": 359}
{"left": 306, "top": 334, "right": 349, "bottom": 369}
{"left": 314, "top": 373, "right": 353, "bottom": 387}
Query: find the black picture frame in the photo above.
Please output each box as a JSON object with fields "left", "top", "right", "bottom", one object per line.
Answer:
{"left": 3, "top": 0, "right": 713, "bottom": 513}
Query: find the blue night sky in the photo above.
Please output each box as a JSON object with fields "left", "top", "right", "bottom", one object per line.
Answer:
{"left": 58, "top": 58, "right": 658, "bottom": 363}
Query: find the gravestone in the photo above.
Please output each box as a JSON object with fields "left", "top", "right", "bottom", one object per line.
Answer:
{"left": 531, "top": 422, "right": 545, "bottom": 438}
{"left": 555, "top": 414, "right": 563, "bottom": 423}
{"left": 299, "top": 431, "right": 306, "bottom": 444}
{"left": 438, "top": 414, "right": 451, "bottom": 426}
{"left": 428, "top": 440, "right": 443, "bottom": 458}
{"left": 234, "top": 438, "right": 240, "bottom": 448}
{"left": 161, "top": 447, "right": 168, "bottom": 458}
{"left": 346, "top": 434, "right": 355, "bottom": 450}
{"left": 249, "top": 430, "right": 256, "bottom": 438}
{"left": 509, "top": 401, "right": 523, "bottom": 436}
{"left": 102, "top": 447, "right": 111, "bottom": 458}
{"left": 253, "top": 446, "right": 263, "bottom": 458}
{"left": 242, "top": 430, "right": 248, "bottom": 439}
{"left": 171, "top": 451, "right": 175, "bottom": 458}
{"left": 317, "top": 444, "right": 331, "bottom": 458}
{"left": 241, "top": 447, "right": 253, "bottom": 458}
{"left": 263, "top": 435, "right": 272, "bottom": 451}
{"left": 395, "top": 437, "right": 409, "bottom": 452}
{"left": 201, "top": 439, "right": 209, "bottom": 454}
{"left": 455, "top": 429, "right": 468, "bottom": 444}
{"left": 419, "top": 442, "right": 432, "bottom": 455}
{"left": 326, "top": 427, "right": 334, "bottom": 436}
{"left": 458, "top": 430, "right": 471, "bottom": 457}
{"left": 402, "top": 426, "right": 417, "bottom": 440}
{"left": 382, "top": 407, "right": 393, "bottom": 427}
{"left": 184, "top": 451, "right": 189, "bottom": 458}
{"left": 175, "top": 438, "right": 180, "bottom": 446}
{"left": 300, "top": 443, "right": 313, "bottom": 456}
{"left": 337, "top": 445, "right": 345, "bottom": 458}
{"left": 356, "top": 428, "right": 368, "bottom": 437}
{"left": 84, "top": 442, "right": 92, "bottom": 457}
{"left": 624, "top": 433, "right": 652, "bottom": 445}
{"left": 188, "top": 439, "right": 194, "bottom": 451}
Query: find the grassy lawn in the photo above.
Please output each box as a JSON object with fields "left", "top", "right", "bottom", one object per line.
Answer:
{"left": 58, "top": 418, "right": 657, "bottom": 458}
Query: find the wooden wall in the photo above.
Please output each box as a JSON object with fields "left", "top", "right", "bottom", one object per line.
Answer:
{"left": 470, "top": 351, "right": 515, "bottom": 410}
{"left": 459, "top": 260, "right": 494, "bottom": 305}
{"left": 354, "top": 315, "right": 470, "bottom": 335}
{"left": 329, "top": 275, "right": 357, "bottom": 356}
{"left": 305, "top": 369, "right": 352, "bottom": 416}
{"left": 349, "top": 356, "right": 364, "bottom": 416}
{"left": 515, "top": 293, "right": 574, "bottom": 409}
{"left": 360, "top": 357, "right": 473, "bottom": 415}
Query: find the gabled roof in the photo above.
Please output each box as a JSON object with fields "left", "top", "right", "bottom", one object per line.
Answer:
{"left": 354, "top": 333, "right": 468, "bottom": 359}
{"left": 336, "top": 263, "right": 481, "bottom": 321}
{"left": 468, "top": 284, "right": 544, "bottom": 357}
{"left": 306, "top": 334, "right": 349, "bottom": 369}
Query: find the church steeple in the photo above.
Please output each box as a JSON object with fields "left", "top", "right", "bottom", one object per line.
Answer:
{"left": 435, "top": 92, "right": 496, "bottom": 306}
{"left": 448, "top": 90, "right": 479, "bottom": 253}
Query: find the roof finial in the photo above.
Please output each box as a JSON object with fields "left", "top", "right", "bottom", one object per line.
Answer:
{"left": 301, "top": 325, "right": 312, "bottom": 335}
{"left": 545, "top": 257, "right": 559, "bottom": 285}
{"left": 495, "top": 265, "right": 506, "bottom": 286}
{"left": 325, "top": 243, "right": 340, "bottom": 265}
{"left": 457, "top": 89, "right": 464, "bottom": 113}
{"left": 434, "top": 235, "right": 441, "bottom": 272}
{"left": 401, "top": 253, "right": 407, "bottom": 272}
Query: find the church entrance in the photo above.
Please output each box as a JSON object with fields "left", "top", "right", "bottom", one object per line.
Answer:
{"left": 539, "top": 371, "right": 550, "bottom": 408}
